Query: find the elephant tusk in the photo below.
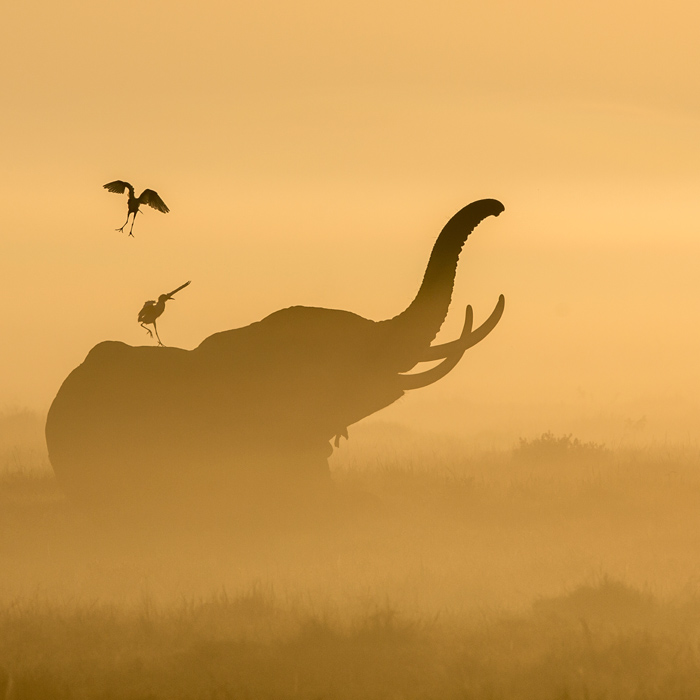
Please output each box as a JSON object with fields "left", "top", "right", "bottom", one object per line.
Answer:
{"left": 421, "top": 294, "right": 505, "bottom": 361}
{"left": 420, "top": 306, "right": 474, "bottom": 362}
{"left": 398, "top": 294, "right": 505, "bottom": 390}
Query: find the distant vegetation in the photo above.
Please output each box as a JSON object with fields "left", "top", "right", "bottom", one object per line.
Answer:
{"left": 0, "top": 407, "right": 50, "bottom": 475}
{"left": 513, "top": 431, "right": 607, "bottom": 463}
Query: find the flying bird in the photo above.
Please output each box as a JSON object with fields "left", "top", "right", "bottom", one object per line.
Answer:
{"left": 138, "top": 281, "right": 191, "bottom": 346}
{"left": 103, "top": 180, "right": 170, "bottom": 236}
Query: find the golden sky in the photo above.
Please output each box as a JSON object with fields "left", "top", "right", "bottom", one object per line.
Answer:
{"left": 2, "top": 0, "right": 699, "bottom": 441}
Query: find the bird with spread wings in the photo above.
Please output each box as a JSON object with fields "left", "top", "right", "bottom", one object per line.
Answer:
{"left": 104, "top": 180, "right": 170, "bottom": 237}
{"left": 138, "top": 281, "right": 191, "bottom": 346}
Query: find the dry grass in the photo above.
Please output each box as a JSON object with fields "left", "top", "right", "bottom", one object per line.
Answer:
{"left": 4, "top": 578, "right": 700, "bottom": 698}
{"left": 3, "top": 412, "right": 700, "bottom": 698}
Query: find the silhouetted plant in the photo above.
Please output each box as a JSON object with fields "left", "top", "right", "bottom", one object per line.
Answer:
{"left": 513, "top": 431, "right": 606, "bottom": 463}
{"left": 533, "top": 575, "right": 657, "bottom": 628}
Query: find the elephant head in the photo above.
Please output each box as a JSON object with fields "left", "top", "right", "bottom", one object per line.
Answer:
{"left": 45, "top": 199, "right": 505, "bottom": 515}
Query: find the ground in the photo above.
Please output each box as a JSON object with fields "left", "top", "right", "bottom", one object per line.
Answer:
{"left": 2, "top": 412, "right": 700, "bottom": 699}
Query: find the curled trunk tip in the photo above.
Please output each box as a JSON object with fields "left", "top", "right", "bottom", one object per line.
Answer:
{"left": 384, "top": 199, "right": 505, "bottom": 363}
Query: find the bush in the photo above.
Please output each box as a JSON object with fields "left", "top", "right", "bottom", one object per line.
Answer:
{"left": 513, "top": 431, "right": 606, "bottom": 463}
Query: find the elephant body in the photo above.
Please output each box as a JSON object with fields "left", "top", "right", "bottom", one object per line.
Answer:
{"left": 45, "top": 199, "right": 506, "bottom": 516}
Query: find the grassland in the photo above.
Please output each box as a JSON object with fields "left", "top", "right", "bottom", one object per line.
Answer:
{"left": 2, "top": 411, "right": 700, "bottom": 698}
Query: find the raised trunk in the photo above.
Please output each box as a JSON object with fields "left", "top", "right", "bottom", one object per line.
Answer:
{"left": 381, "top": 199, "right": 504, "bottom": 369}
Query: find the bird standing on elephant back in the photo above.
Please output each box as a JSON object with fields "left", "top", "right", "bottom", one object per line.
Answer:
{"left": 45, "top": 199, "right": 506, "bottom": 521}
{"left": 138, "top": 281, "right": 191, "bottom": 346}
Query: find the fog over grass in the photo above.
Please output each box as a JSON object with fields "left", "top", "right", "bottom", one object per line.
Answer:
{"left": 2, "top": 409, "right": 700, "bottom": 697}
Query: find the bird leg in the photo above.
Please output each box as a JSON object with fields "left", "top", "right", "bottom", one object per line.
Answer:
{"left": 128, "top": 211, "right": 137, "bottom": 237}
{"left": 116, "top": 214, "right": 130, "bottom": 233}
{"left": 153, "top": 319, "right": 164, "bottom": 347}
{"left": 140, "top": 323, "right": 154, "bottom": 338}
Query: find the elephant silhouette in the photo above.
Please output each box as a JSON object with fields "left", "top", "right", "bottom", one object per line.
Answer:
{"left": 45, "top": 199, "right": 505, "bottom": 518}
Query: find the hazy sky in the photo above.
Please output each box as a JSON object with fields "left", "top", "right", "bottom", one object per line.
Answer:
{"left": 2, "top": 1, "right": 699, "bottom": 441}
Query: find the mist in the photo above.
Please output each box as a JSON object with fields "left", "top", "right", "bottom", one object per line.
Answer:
{"left": 3, "top": 0, "right": 700, "bottom": 696}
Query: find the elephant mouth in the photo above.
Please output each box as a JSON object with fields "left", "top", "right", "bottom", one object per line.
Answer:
{"left": 397, "top": 294, "right": 505, "bottom": 391}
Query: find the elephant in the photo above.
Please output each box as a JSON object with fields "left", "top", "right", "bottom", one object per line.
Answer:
{"left": 45, "top": 198, "right": 506, "bottom": 519}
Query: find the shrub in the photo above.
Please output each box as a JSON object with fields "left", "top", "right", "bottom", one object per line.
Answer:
{"left": 513, "top": 431, "right": 606, "bottom": 463}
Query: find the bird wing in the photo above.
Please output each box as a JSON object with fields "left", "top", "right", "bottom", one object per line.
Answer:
{"left": 138, "top": 189, "right": 170, "bottom": 213}
{"left": 166, "top": 280, "right": 191, "bottom": 298}
{"left": 138, "top": 300, "right": 156, "bottom": 322}
{"left": 103, "top": 180, "right": 135, "bottom": 197}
